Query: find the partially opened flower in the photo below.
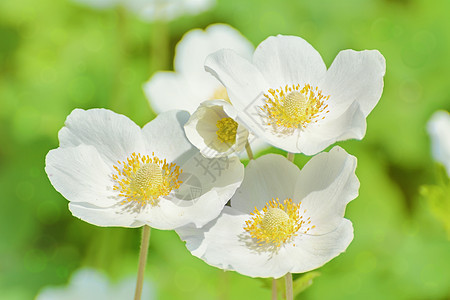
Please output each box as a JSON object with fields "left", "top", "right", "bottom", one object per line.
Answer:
{"left": 177, "top": 146, "right": 358, "bottom": 278}
{"left": 184, "top": 100, "right": 249, "bottom": 158}
{"left": 205, "top": 35, "right": 386, "bottom": 155}
{"left": 45, "top": 109, "right": 244, "bottom": 229}
{"left": 144, "top": 23, "right": 254, "bottom": 113}
{"left": 427, "top": 110, "right": 450, "bottom": 177}
{"left": 36, "top": 268, "right": 154, "bottom": 300}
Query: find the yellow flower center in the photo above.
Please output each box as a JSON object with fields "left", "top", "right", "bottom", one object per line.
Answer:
{"left": 210, "top": 86, "right": 231, "bottom": 103}
{"left": 112, "top": 152, "right": 182, "bottom": 206}
{"left": 216, "top": 117, "right": 238, "bottom": 144}
{"left": 243, "top": 198, "right": 315, "bottom": 247}
{"left": 261, "top": 84, "right": 330, "bottom": 131}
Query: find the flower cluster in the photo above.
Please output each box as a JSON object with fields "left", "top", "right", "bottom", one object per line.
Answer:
{"left": 45, "top": 23, "right": 386, "bottom": 289}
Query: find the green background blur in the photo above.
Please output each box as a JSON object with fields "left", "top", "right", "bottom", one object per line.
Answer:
{"left": 1, "top": 0, "right": 449, "bottom": 299}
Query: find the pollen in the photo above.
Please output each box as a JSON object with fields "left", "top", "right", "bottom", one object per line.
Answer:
{"left": 261, "top": 84, "right": 330, "bottom": 131}
{"left": 112, "top": 152, "right": 183, "bottom": 206}
{"left": 243, "top": 198, "right": 315, "bottom": 247}
{"left": 216, "top": 117, "right": 238, "bottom": 144}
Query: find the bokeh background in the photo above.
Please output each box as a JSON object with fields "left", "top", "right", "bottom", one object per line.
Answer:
{"left": 1, "top": 0, "right": 449, "bottom": 299}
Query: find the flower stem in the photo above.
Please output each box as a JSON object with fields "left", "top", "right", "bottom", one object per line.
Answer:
{"left": 245, "top": 140, "right": 254, "bottom": 160}
{"left": 134, "top": 225, "right": 151, "bottom": 300}
{"left": 272, "top": 278, "right": 278, "bottom": 300}
{"left": 287, "top": 152, "right": 295, "bottom": 163}
{"left": 285, "top": 272, "right": 293, "bottom": 300}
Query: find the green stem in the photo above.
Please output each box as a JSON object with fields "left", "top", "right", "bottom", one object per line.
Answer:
{"left": 245, "top": 140, "right": 254, "bottom": 160}
{"left": 287, "top": 152, "right": 295, "bottom": 163}
{"left": 134, "top": 225, "right": 151, "bottom": 300}
{"left": 272, "top": 278, "right": 278, "bottom": 300}
{"left": 285, "top": 272, "right": 293, "bottom": 300}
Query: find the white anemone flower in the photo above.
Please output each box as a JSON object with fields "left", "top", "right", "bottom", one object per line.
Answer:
{"left": 36, "top": 268, "right": 154, "bottom": 300}
{"left": 205, "top": 35, "right": 386, "bottom": 155}
{"left": 427, "top": 110, "right": 450, "bottom": 176}
{"left": 184, "top": 100, "right": 249, "bottom": 158}
{"left": 144, "top": 23, "right": 254, "bottom": 113}
{"left": 125, "top": 0, "right": 216, "bottom": 22}
{"left": 45, "top": 109, "right": 244, "bottom": 229}
{"left": 177, "top": 146, "right": 358, "bottom": 278}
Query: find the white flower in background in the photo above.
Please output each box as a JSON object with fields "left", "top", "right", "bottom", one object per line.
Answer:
{"left": 71, "top": 0, "right": 119, "bottom": 10}
{"left": 125, "top": 0, "right": 216, "bottom": 22}
{"left": 45, "top": 109, "right": 244, "bottom": 229}
{"left": 184, "top": 100, "right": 249, "bottom": 158}
{"left": 144, "top": 23, "right": 254, "bottom": 113}
{"left": 205, "top": 35, "right": 386, "bottom": 155}
{"left": 427, "top": 110, "right": 450, "bottom": 176}
{"left": 35, "top": 268, "right": 154, "bottom": 300}
{"left": 177, "top": 147, "right": 358, "bottom": 278}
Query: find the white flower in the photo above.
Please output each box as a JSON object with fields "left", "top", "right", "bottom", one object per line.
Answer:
{"left": 427, "top": 110, "right": 450, "bottom": 176}
{"left": 144, "top": 23, "right": 254, "bottom": 113}
{"left": 45, "top": 109, "right": 244, "bottom": 229}
{"left": 177, "top": 146, "right": 358, "bottom": 278}
{"left": 184, "top": 100, "right": 249, "bottom": 158}
{"left": 35, "top": 268, "right": 154, "bottom": 300}
{"left": 125, "top": 0, "right": 216, "bottom": 22}
{"left": 205, "top": 35, "right": 386, "bottom": 155}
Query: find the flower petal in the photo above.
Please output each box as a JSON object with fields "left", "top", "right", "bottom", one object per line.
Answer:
{"left": 253, "top": 35, "right": 327, "bottom": 88}
{"left": 231, "top": 154, "right": 300, "bottom": 213}
{"left": 285, "top": 218, "right": 354, "bottom": 274}
{"left": 322, "top": 49, "right": 386, "bottom": 117}
{"left": 58, "top": 109, "right": 145, "bottom": 165}
{"left": 69, "top": 202, "right": 144, "bottom": 228}
{"left": 45, "top": 145, "right": 118, "bottom": 208}
{"left": 142, "top": 110, "right": 194, "bottom": 163}
{"left": 294, "top": 146, "right": 359, "bottom": 234}
{"left": 297, "top": 101, "right": 366, "bottom": 155}
{"left": 143, "top": 72, "right": 201, "bottom": 113}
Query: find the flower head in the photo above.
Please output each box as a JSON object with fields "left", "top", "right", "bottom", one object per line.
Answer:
{"left": 177, "top": 147, "right": 358, "bottom": 278}
{"left": 427, "top": 110, "right": 450, "bottom": 177}
{"left": 144, "top": 24, "right": 254, "bottom": 113}
{"left": 205, "top": 35, "right": 386, "bottom": 155}
{"left": 184, "top": 100, "right": 249, "bottom": 158}
{"left": 45, "top": 109, "right": 244, "bottom": 229}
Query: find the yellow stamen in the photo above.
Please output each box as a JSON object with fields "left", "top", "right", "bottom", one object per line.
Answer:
{"left": 261, "top": 84, "right": 330, "bottom": 130}
{"left": 216, "top": 117, "right": 238, "bottom": 144}
{"left": 112, "top": 152, "right": 182, "bottom": 206}
{"left": 243, "top": 198, "right": 314, "bottom": 247}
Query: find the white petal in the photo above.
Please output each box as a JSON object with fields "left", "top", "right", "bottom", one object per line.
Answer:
{"left": 297, "top": 101, "right": 366, "bottom": 155}
{"left": 285, "top": 218, "right": 354, "bottom": 274}
{"left": 231, "top": 154, "right": 300, "bottom": 213}
{"left": 253, "top": 35, "right": 327, "bottom": 88}
{"left": 175, "top": 24, "right": 253, "bottom": 76}
{"left": 322, "top": 49, "right": 386, "bottom": 117}
{"left": 294, "top": 146, "right": 359, "bottom": 234}
{"left": 427, "top": 110, "right": 450, "bottom": 176}
{"left": 142, "top": 110, "right": 194, "bottom": 163}
{"left": 45, "top": 145, "right": 117, "bottom": 208}
{"left": 205, "top": 49, "right": 271, "bottom": 142}
{"left": 143, "top": 72, "right": 201, "bottom": 113}
{"left": 69, "top": 203, "right": 143, "bottom": 228}
{"left": 58, "top": 109, "right": 145, "bottom": 165}
{"left": 138, "top": 155, "right": 244, "bottom": 229}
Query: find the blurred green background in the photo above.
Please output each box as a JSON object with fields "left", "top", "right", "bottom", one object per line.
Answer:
{"left": 1, "top": 0, "right": 449, "bottom": 299}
